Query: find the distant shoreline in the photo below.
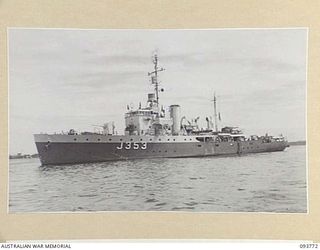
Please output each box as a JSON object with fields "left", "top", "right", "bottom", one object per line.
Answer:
{"left": 9, "top": 153, "right": 39, "bottom": 159}
{"left": 288, "top": 141, "right": 306, "bottom": 146}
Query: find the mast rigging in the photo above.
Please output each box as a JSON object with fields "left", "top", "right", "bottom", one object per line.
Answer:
{"left": 148, "top": 53, "right": 165, "bottom": 106}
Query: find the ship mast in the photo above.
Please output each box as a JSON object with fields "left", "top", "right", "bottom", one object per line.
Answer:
{"left": 213, "top": 92, "right": 218, "bottom": 132}
{"left": 148, "top": 54, "right": 165, "bottom": 106}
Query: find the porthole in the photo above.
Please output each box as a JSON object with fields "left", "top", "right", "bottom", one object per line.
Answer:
{"left": 149, "top": 139, "right": 152, "bottom": 141}
{"left": 109, "top": 138, "right": 112, "bottom": 141}
{"left": 130, "top": 138, "right": 133, "bottom": 141}
{"left": 173, "top": 139, "right": 176, "bottom": 141}
{"left": 184, "top": 138, "right": 187, "bottom": 141}
{"left": 140, "top": 138, "right": 143, "bottom": 141}
{"left": 190, "top": 138, "right": 192, "bottom": 141}
{"left": 159, "top": 139, "right": 161, "bottom": 141}
{"left": 167, "top": 139, "right": 170, "bottom": 141}
{"left": 120, "top": 138, "right": 123, "bottom": 141}
{"left": 74, "top": 138, "right": 77, "bottom": 141}
{"left": 98, "top": 138, "right": 101, "bottom": 141}
{"left": 86, "top": 138, "right": 89, "bottom": 141}
{"left": 165, "top": 150, "right": 167, "bottom": 153}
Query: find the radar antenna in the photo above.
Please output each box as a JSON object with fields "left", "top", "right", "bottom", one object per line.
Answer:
{"left": 148, "top": 53, "right": 165, "bottom": 106}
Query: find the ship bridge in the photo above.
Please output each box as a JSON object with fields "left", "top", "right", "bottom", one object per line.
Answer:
{"left": 125, "top": 109, "right": 157, "bottom": 118}
{"left": 124, "top": 95, "right": 174, "bottom": 136}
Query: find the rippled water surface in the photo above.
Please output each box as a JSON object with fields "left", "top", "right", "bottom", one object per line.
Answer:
{"left": 9, "top": 145, "right": 307, "bottom": 213}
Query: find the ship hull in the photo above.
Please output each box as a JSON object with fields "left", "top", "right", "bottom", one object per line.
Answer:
{"left": 34, "top": 134, "right": 288, "bottom": 165}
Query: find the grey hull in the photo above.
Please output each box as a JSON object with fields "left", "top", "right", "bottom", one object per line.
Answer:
{"left": 35, "top": 139, "right": 288, "bottom": 165}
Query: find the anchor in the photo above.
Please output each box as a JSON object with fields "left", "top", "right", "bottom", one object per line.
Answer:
{"left": 45, "top": 141, "right": 51, "bottom": 150}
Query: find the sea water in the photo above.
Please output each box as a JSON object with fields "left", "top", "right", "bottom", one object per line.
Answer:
{"left": 9, "top": 145, "right": 307, "bottom": 213}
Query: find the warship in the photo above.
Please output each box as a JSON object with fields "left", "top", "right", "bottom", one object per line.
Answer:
{"left": 34, "top": 54, "right": 289, "bottom": 165}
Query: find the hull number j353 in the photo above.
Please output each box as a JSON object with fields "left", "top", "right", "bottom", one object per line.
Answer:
{"left": 116, "top": 142, "right": 148, "bottom": 150}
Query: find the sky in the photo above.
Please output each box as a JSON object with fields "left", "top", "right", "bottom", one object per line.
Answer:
{"left": 9, "top": 28, "right": 307, "bottom": 154}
